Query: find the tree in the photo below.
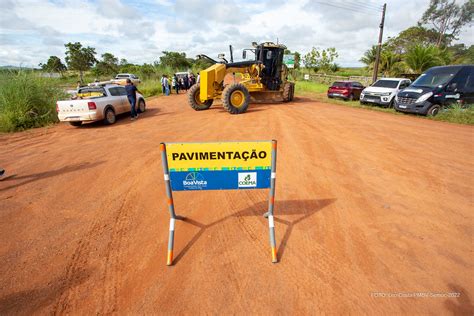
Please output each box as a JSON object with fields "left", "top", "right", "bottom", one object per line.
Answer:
{"left": 386, "top": 26, "right": 443, "bottom": 53}
{"left": 39, "top": 56, "right": 67, "bottom": 75}
{"left": 93, "top": 52, "right": 119, "bottom": 76}
{"left": 159, "top": 51, "right": 191, "bottom": 69}
{"left": 404, "top": 45, "right": 445, "bottom": 73}
{"left": 447, "top": 44, "right": 474, "bottom": 63}
{"left": 380, "top": 51, "right": 405, "bottom": 76}
{"left": 303, "top": 47, "right": 338, "bottom": 72}
{"left": 360, "top": 45, "right": 378, "bottom": 69}
{"left": 420, "top": 0, "right": 474, "bottom": 46}
{"left": 64, "top": 42, "right": 97, "bottom": 82}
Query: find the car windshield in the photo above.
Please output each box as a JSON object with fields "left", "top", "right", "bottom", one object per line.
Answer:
{"left": 372, "top": 80, "right": 399, "bottom": 88}
{"left": 331, "top": 82, "right": 349, "bottom": 87}
{"left": 412, "top": 67, "right": 462, "bottom": 88}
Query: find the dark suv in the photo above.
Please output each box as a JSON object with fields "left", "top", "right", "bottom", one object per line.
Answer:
{"left": 327, "top": 81, "right": 365, "bottom": 101}
{"left": 395, "top": 65, "right": 474, "bottom": 116}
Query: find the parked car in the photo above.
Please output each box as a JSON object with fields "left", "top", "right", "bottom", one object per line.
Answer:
{"left": 57, "top": 84, "right": 146, "bottom": 127}
{"left": 112, "top": 73, "right": 141, "bottom": 85}
{"left": 327, "top": 81, "right": 365, "bottom": 101}
{"left": 360, "top": 78, "right": 411, "bottom": 107}
{"left": 395, "top": 65, "right": 474, "bottom": 116}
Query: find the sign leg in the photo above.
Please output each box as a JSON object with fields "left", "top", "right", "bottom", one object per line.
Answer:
{"left": 267, "top": 140, "right": 278, "bottom": 263}
{"left": 268, "top": 214, "right": 277, "bottom": 263}
{"left": 167, "top": 217, "right": 175, "bottom": 266}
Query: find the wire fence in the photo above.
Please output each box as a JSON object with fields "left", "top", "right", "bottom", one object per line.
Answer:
{"left": 306, "top": 73, "right": 372, "bottom": 87}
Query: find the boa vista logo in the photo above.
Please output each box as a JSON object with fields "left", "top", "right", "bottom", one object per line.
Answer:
{"left": 183, "top": 172, "right": 207, "bottom": 189}
{"left": 238, "top": 172, "right": 257, "bottom": 187}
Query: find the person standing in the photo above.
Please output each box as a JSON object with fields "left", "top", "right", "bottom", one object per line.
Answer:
{"left": 160, "top": 74, "right": 166, "bottom": 95}
{"left": 125, "top": 79, "right": 141, "bottom": 120}
{"left": 173, "top": 74, "right": 179, "bottom": 94}
{"left": 184, "top": 74, "right": 189, "bottom": 91}
{"left": 163, "top": 75, "right": 170, "bottom": 96}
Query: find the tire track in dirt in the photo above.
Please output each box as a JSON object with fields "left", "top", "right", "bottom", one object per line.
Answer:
{"left": 52, "top": 152, "right": 157, "bottom": 314}
{"left": 51, "top": 221, "right": 103, "bottom": 315}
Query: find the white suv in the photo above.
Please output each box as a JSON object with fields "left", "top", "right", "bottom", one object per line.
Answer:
{"left": 112, "top": 73, "right": 141, "bottom": 85}
{"left": 360, "top": 78, "right": 411, "bottom": 108}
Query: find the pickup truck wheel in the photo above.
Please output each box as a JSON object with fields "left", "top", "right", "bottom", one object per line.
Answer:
{"left": 138, "top": 99, "right": 146, "bottom": 113}
{"left": 104, "top": 108, "right": 116, "bottom": 125}
{"left": 69, "top": 121, "right": 82, "bottom": 127}
{"left": 387, "top": 98, "right": 395, "bottom": 109}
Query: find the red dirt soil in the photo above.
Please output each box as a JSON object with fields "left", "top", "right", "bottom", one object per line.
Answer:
{"left": 0, "top": 94, "right": 473, "bottom": 314}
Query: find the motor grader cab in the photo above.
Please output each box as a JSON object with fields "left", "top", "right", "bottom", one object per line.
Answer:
{"left": 188, "top": 42, "right": 295, "bottom": 114}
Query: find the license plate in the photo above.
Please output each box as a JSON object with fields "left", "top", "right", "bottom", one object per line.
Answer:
{"left": 398, "top": 105, "right": 407, "bottom": 109}
{"left": 332, "top": 93, "right": 341, "bottom": 96}
{"left": 366, "top": 99, "right": 376, "bottom": 102}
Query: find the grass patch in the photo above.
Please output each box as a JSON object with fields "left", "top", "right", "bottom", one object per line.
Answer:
{"left": 432, "top": 105, "right": 474, "bottom": 125}
{"left": 295, "top": 81, "right": 473, "bottom": 125}
{"left": 138, "top": 79, "right": 162, "bottom": 98}
{"left": 0, "top": 71, "right": 67, "bottom": 132}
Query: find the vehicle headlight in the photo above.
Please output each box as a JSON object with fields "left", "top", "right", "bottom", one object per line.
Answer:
{"left": 360, "top": 93, "right": 365, "bottom": 98}
{"left": 416, "top": 92, "right": 433, "bottom": 103}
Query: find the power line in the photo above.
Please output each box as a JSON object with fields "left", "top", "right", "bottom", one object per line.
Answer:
{"left": 312, "top": 1, "right": 376, "bottom": 15}
{"left": 348, "top": 1, "right": 383, "bottom": 11}
{"left": 331, "top": 0, "right": 383, "bottom": 12}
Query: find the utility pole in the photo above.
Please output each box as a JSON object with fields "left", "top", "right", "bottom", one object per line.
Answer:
{"left": 372, "top": 3, "right": 386, "bottom": 83}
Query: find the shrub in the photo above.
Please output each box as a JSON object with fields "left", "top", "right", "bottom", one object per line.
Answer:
{"left": 0, "top": 71, "right": 66, "bottom": 132}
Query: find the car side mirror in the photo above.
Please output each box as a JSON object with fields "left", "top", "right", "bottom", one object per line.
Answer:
{"left": 218, "top": 53, "right": 225, "bottom": 59}
{"left": 242, "top": 51, "right": 247, "bottom": 59}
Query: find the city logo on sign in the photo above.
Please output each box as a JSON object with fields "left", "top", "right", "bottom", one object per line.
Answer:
{"left": 238, "top": 172, "right": 257, "bottom": 188}
{"left": 183, "top": 172, "right": 207, "bottom": 189}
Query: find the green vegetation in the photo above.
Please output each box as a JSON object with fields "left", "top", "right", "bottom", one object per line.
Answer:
{"left": 139, "top": 79, "right": 162, "bottom": 98}
{"left": 0, "top": 71, "right": 66, "bottom": 132}
{"left": 432, "top": 105, "right": 474, "bottom": 125}
{"left": 359, "top": 0, "right": 473, "bottom": 76}
{"left": 295, "top": 81, "right": 473, "bottom": 125}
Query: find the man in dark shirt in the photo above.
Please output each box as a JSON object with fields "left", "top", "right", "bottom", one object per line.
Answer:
{"left": 125, "top": 79, "right": 142, "bottom": 120}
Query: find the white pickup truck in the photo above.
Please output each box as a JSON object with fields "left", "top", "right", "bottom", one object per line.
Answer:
{"left": 57, "top": 84, "right": 146, "bottom": 127}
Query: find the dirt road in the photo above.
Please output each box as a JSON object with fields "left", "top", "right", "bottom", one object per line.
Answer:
{"left": 1, "top": 94, "right": 473, "bottom": 314}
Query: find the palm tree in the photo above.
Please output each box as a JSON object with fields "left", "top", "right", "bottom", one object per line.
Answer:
{"left": 380, "top": 51, "right": 405, "bottom": 76}
{"left": 359, "top": 45, "right": 378, "bottom": 69}
{"left": 404, "top": 45, "right": 445, "bottom": 73}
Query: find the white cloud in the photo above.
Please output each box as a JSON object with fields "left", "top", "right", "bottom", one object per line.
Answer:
{"left": 0, "top": 0, "right": 472, "bottom": 67}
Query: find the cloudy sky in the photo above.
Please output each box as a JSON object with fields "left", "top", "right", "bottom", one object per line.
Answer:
{"left": 0, "top": 0, "right": 472, "bottom": 67}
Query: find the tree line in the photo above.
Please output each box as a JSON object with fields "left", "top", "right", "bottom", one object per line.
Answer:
{"left": 360, "top": 0, "right": 473, "bottom": 76}
{"left": 39, "top": 44, "right": 213, "bottom": 83}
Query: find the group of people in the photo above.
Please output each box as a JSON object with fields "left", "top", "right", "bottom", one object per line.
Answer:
{"left": 160, "top": 73, "right": 199, "bottom": 96}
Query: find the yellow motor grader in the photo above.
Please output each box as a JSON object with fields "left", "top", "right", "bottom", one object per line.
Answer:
{"left": 188, "top": 42, "right": 295, "bottom": 114}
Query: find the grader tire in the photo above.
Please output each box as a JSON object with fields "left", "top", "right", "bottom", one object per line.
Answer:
{"left": 188, "top": 84, "right": 213, "bottom": 111}
{"left": 222, "top": 83, "right": 250, "bottom": 114}
{"left": 289, "top": 82, "right": 295, "bottom": 101}
{"left": 283, "top": 82, "right": 292, "bottom": 102}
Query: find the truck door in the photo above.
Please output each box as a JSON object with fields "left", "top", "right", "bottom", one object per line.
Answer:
{"left": 108, "top": 87, "right": 128, "bottom": 113}
{"left": 446, "top": 66, "right": 474, "bottom": 106}
{"left": 462, "top": 67, "right": 474, "bottom": 105}
{"left": 117, "top": 86, "right": 131, "bottom": 113}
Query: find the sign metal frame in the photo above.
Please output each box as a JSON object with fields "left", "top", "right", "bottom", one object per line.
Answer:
{"left": 160, "top": 140, "right": 278, "bottom": 265}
